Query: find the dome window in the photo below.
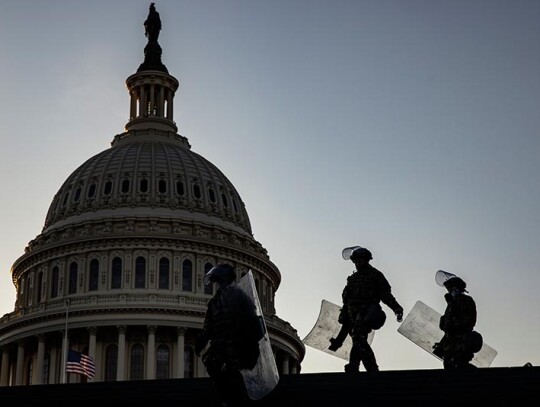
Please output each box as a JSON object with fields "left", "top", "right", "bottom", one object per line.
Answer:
{"left": 68, "top": 262, "right": 78, "bottom": 294}
{"left": 158, "top": 179, "right": 167, "bottom": 194}
{"left": 232, "top": 198, "right": 238, "bottom": 213}
{"left": 103, "top": 180, "right": 113, "bottom": 195}
{"left": 73, "top": 187, "right": 81, "bottom": 202}
{"left": 135, "top": 256, "right": 146, "bottom": 289}
{"left": 121, "top": 179, "right": 130, "bottom": 193}
{"left": 193, "top": 184, "right": 201, "bottom": 199}
{"left": 221, "top": 193, "right": 229, "bottom": 208}
{"left": 140, "top": 179, "right": 149, "bottom": 193}
{"left": 89, "top": 259, "right": 99, "bottom": 291}
{"left": 176, "top": 181, "right": 185, "bottom": 196}
{"left": 50, "top": 267, "right": 59, "bottom": 299}
{"left": 208, "top": 188, "right": 216, "bottom": 203}
{"left": 158, "top": 257, "right": 170, "bottom": 289}
{"left": 62, "top": 192, "right": 70, "bottom": 207}
{"left": 87, "top": 184, "right": 97, "bottom": 198}
{"left": 182, "top": 259, "right": 193, "bottom": 291}
{"left": 111, "top": 257, "right": 122, "bottom": 289}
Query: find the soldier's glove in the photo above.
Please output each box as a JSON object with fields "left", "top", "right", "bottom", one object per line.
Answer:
{"left": 395, "top": 308, "right": 404, "bottom": 323}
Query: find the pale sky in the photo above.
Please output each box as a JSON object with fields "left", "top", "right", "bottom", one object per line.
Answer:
{"left": 1, "top": 0, "right": 539, "bottom": 373}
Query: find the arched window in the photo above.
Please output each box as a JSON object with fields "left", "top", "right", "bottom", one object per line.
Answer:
{"left": 130, "top": 344, "right": 145, "bottom": 380}
{"left": 105, "top": 344, "right": 118, "bottom": 382}
{"left": 158, "top": 179, "right": 167, "bottom": 194}
{"left": 208, "top": 188, "right": 216, "bottom": 203}
{"left": 158, "top": 257, "right": 170, "bottom": 289}
{"left": 176, "top": 180, "right": 185, "bottom": 195}
{"left": 25, "top": 277, "right": 32, "bottom": 306}
{"left": 156, "top": 344, "right": 170, "bottom": 379}
{"left": 193, "top": 184, "right": 201, "bottom": 199}
{"left": 103, "top": 180, "right": 113, "bottom": 195}
{"left": 51, "top": 266, "right": 60, "bottom": 299}
{"left": 135, "top": 257, "right": 146, "bottom": 289}
{"left": 204, "top": 262, "right": 213, "bottom": 295}
{"left": 184, "top": 346, "right": 194, "bottom": 378}
{"left": 111, "top": 257, "right": 122, "bottom": 289}
{"left": 89, "top": 259, "right": 99, "bottom": 291}
{"left": 37, "top": 271, "right": 43, "bottom": 303}
{"left": 121, "top": 179, "right": 130, "bottom": 193}
{"left": 68, "top": 262, "right": 78, "bottom": 295}
{"left": 140, "top": 178, "right": 149, "bottom": 193}
{"left": 87, "top": 183, "right": 96, "bottom": 198}
{"left": 182, "top": 259, "right": 193, "bottom": 292}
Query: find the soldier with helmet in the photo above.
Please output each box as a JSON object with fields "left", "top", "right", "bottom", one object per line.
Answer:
{"left": 196, "top": 263, "right": 263, "bottom": 406}
{"left": 330, "top": 246, "right": 404, "bottom": 372}
{"left": 433, "top": 271, "right": 482, "bottom": 369}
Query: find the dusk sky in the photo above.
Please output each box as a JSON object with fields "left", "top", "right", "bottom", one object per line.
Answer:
{"left": 1, "top": 1, "right": 539, "bottom": 373}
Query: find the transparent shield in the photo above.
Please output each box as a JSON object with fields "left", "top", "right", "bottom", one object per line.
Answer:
{"left": 237, "top": 271, "right": 280, "bottom": 400}
{"left": 397, "top": 300, "right": 498, "bottom": 367}
{"left": 435, "top": 270, "right": 457, "bottom": 286}
{"left": 302, "top": 299, "right": 374, "bottom": 361}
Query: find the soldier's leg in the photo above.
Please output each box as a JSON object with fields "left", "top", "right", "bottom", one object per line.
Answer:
{"left": 345, "top": 331, "right": 375, "bottom": 373}
{"left": 360, "top": 341, "right": 379, "bottom": 372}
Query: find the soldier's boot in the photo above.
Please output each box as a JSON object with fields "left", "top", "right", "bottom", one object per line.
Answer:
{"left": 359, "top": 343, "right": 379, "bottom": 372}
{"left": 345, "top": 343, "right": 361, "bottom": 373}
{"left": 344, "top": 363, "right": 360, "bottom": 373}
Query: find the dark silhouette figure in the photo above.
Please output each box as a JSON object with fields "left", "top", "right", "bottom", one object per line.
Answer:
{"left": 433, "top": 275, "right": 482, "bottom": 369}
{"left": 196, "top": 264, "right": 263, "bottom": 406}
{"left": 144, "top": 3, "right": 161, "bottom": 42}
{"left": 330, "top": 246, "right": 403, "bottom": 372}
{"left": 137, "top": 3, "right": 168, "bottom": 73}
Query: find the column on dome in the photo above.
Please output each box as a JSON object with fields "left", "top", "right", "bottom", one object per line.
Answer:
{"left": 49, "top": 347, "right": 59, "bottom": 384}
{"left": 166, "top": 88, "right": 173, "bottom": 120}
{"left": 290, "top": 358, "right": 299, "bottom": 374}
{"left": 130, "top": 90, "right": 137, "bottom": 120}
{"left": 15, "top": 342, "right": 24, "bottom": 385}
{"left": 175, "top": 328, "right": 185, "bottom": 378}
{"left": 88, "top": 327, "right": 97, "bottom": 381}
{"left": 158, "top": 86, "right": 165, "bottom": 117}
{"left": 280, "top": 353, "right": 290, "bottom": 376}
{"left": 146, "top": 326, "right": 156, "bottom": 379}
{"left": 0, "top": 347, "right": 10, "bottom": 386}
{"left": 116, "top": 326, "right": 127, "bottom": 381}
{"left": 35, "top": 334, "right": 45, "bottom": 384}
{"left": 149, "top": 85, "right": 155, "bottom": 115}
{"left": 139, "top": 86, "right": 146, "bottom": 117}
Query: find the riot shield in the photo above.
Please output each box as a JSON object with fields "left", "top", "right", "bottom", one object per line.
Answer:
{"left": 237, "top": 271, "right": 279, "bottom": 400}
{"left": 302, "top": 299, "right": 374, "bottom": 361}
{"left": 397, "top": 300, "right": 497, "bottom": 367}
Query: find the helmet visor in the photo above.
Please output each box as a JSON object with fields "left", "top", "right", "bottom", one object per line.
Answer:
{"left": 435, "top": 270, "right": 457, "bottom": 286}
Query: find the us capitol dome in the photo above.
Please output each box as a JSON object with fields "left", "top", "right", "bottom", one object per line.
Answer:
{"left": 0, "top": 4, "right": 304, "bottom": 386}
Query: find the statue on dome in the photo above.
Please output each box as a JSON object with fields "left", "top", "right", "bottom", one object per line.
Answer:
{"left": 144, "top": 3, "right": 161, "bottom": 42}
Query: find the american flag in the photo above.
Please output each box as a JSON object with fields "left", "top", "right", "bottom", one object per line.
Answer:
{"left": 66, "top": 349, "right": 96, "bottom": 379}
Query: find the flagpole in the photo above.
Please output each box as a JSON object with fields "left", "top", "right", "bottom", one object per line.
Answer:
{"left": 62, "top": 299, "right": 70, "bottom": 384}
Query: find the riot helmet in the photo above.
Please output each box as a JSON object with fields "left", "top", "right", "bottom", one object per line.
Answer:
{"left": 344, "top": 246, "right": 373, "bottom": 261}
{"left": 435, "top": 270, "right": 467, "bottom": 292}
{"left": 203, "top": 263, "right": 236, "bottom": 286}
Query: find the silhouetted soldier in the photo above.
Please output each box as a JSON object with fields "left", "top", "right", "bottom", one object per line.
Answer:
{"left": 196, "top": 264, "right": 263, "bottom": 406}
{"left": 433, "top": 271, "right": 482, "bottom": 369}
{"left": 330, "top": 246, "right": 404, "bottom": 372}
